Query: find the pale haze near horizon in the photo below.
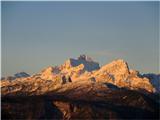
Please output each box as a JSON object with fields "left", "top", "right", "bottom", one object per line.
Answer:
{"left": 2, "top": 2, "right": 159, "bottom": 77}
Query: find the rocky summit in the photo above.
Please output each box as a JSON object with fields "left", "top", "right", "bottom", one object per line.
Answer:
{"left": 1, "top": 55, "right": 160, "bottom": 119}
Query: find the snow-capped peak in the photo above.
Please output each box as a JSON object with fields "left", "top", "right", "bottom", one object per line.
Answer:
{"left": 1, "top": 56, "right": 158, "bottom": 94}
{"left": 99, "top": 59, "right": 130, "bottom": 75}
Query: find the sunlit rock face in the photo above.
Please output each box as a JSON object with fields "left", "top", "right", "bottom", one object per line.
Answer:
{"left": 142, "top": 73, "right": 160, "bottom": 92}
{"left": 91, "top": 59, "right": 155, "bottom": 92}
{"left": 61, "top": 55, "right": 100, "bottom": 72}
{"left": 1, "top": 55, "right": 157, "bottom": 96}
{"left": 1, "top": 55, "right": 159, "bottom": 119}
{"left": 40, "top": 66, "right": 60, "bottom": 80}
{"left": 36, "top": 55, "right": 100, "bottom": 81}
{"left": 100, "top": 59, "right": 130, "bottom": 83}
{"left": 93, "top": 59, "right": 130, "bottom": 85}
{"left": 99, "top": 59, "right": 130, "bottom": 76}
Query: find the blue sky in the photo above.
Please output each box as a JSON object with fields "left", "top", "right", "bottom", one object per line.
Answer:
{"left": 2, "top": 1, "right": 159, "bottom": 76}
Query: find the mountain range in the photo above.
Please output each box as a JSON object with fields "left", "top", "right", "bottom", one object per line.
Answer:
{"left": 1, "top": 55, "right": 160, "bottom": 119}
{"left": 1, "top": 55, "right": 159, "bottom": 94}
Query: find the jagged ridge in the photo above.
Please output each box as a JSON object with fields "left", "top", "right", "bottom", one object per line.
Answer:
{"left": 1, "top": 55, "right": 159, "bottom": 96}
